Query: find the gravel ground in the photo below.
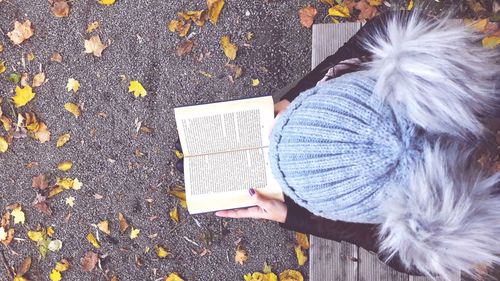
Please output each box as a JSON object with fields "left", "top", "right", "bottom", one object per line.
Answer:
{"left": 0, "top": 0, "right": 316, "bottom": 280}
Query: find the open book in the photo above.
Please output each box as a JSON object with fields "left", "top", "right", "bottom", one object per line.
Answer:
{"left": 174, "top": 96, "right": 284, "bottom": 214}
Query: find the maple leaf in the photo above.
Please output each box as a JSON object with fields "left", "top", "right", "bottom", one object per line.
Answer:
{"left": 0, "top": 137, "right": 8, "bottom": 153}
{"left": 97, "top": 0, "right": 116, "bottom": 5}
{"left": 220, "top": 35, "right": 238, "bottom": 60}
{"left": 7, "top": 20, "right": 34, "bottom": 45}
{"left": 50, "top": 0, "right": 70, "bottom": 17}
{"left": 32, "top": 72, "right": 45, "bottom": 87}
{"left": 294, "top": 245, "right": 307, "bottom": 266}
{"left": 128, "top": 80, "right": 147, "bottom": 98}
{"left": 130, "top": 227, "right": 140, "bottom": 239}
{"left": 56, "top": 133, "right": 71, "bottom": 147}
{"left": 13, "top": 86, "right": 36, "bottom": 108}
{"left": 58, "top": 161, "right": 73, "bottom": 172}
{"left": 66, "top": 78, "right": 80, "bottom": 93}
{"left": 165, "top": 272, "right": 184, "bottom": 281}
{"left": 64, "top": 102, "right": 81, "bottom": 117}
{"left": 87, "top": 233, "right": 100, "bottom": 248}
{"left": 97, "top": 220, "right": 111, "bottom": 235}
{"left": 65, "top": 196, "right": 75, "bottom": 207}
{"left": 279, "top": 270, "right": 304, "bottom": 281}
{"left": 12, "top": 206, "right": 25, "bottom": 224}
{"left": 32, "top": 174, "right": 48, "bottom": 190}
{"left": 207, "top": 0, "right": 224, "bottom": 25}
{"left": 235, "top": 246, "right": 248, "bottom": 265}
{"left": 84, "top": 35, "right": 108, "bottom": 57}
{"left": 298, "top": 5, "right": 317, "bottom": 28}
{"left": 81, "top": 251, "right": 98, "bottom": 272}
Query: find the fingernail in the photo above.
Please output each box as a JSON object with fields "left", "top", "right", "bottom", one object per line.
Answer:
{"left": 249, "top": 188, "right": 256, "bottom": 196}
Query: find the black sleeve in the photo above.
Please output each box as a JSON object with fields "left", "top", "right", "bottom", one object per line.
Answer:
{"left": 279, "top": 196, "right": 423, "bottom": 276}
{"left": 281, "top": 12, "right": 393, "bottom": 102}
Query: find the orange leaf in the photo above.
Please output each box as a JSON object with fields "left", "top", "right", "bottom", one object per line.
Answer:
{"left": 298, "top": 5, "right": 317, "bottom": 28}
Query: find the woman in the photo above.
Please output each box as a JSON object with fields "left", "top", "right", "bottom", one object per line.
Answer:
{"left": 214, "top": 9, "right": 500, "bottom": 280}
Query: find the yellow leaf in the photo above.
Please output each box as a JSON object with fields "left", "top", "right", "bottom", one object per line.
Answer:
{"left": 65, "top": 196, "right": 75, "bottom": 207}
{"left": 98, "top": 220, "right": 111, "bottom": 235}
{"left": 64, "top": 102, "right": 81, "bottom": 117}
{"left": 263, "top": 262, "right": 272, "bottom": 273}
{"left": 130, "top": 227, "right": 140, "bottom": 239}
{"left": 279, "top": 270, "right": 304, "bottom": 281}
{"left": 84, "top": 35, "right": 108, "bottom": 57}
{"left": 86, "top": 21, "right": 100, "bottom": 33}
{"left": 86, "top": 233, "right": 101, "bottom": 249}
{"left": 97, "top": 0, "right": 116, "bottom": 5}
{"left": 0, "top": 61, "right": 6, "bottom": 74}
{"left": 165, "top": 272, "right": 184, "bottom": 281}
{"left": 295, "top": 232, "right": 310, "bottom": 249}
{"left": 57, "top": 177, "right": 74, "bottom": 189}
{"left": 27, "top": 230, "right": 44, "bottom": 242}
{"left": 155, "top": 245, "right": 169, "bottom": 258}
{"left": 50, "top": 269, "right": 62, "bottom": 281}
{"left": 244, "top": 272, "right": 278, "bottom": 281}
{"left": 58, "top": 161, "right": 73, "bottom": 172}
{"left": 169, "top": 207, "right": 179, "bottom": 223}
{"left": 174, "top": 149, "right": 183, "bottom": 159}
{"left": 48, "top": 186, "right": 65, "bottom": 198}
{"left": 55, "top": 259, "right": 71, "bottom": 272}
{"left": 464, "top": 18, "right": 488, "bottom": 32}
{"left": 7, "top": 20, "right": 34, "bottom": 45}
{"left": 0, "top": 137, "right": 8, "bottom": 153}
{"left": 482, "top": 36, "right": 500, "bottom": 49}
{"left": 328, "top": 4, "right": 350, "bottom": 18}
{"left": 207, "top": 0, "right": 224, "bottom": 25}
{"left": 66, "top": 78, "right": 80, "bottom": 93}
{"left": 26, "top": 52, "right": 35, "bottom": 61}
{"left": 56, "top": 133, "right": 71, "bottom": 148}
{"left": 47, "top": 226, "right": 55, "bottom": 237}
{"left": 13, "top": 276, "right": 29, "bottom": 281}
{"left": 407, "top": 0, "right": 414, "bottom": 10}
{"left": 368, "top": 0, "right": 383, "bottom": 6}
{"left": 73, "top": 178, "right": 83, "bottom": 190}
{"left": 13, "top": 86, "right": 36, "bottom": 108}
{"left": 12, "top": 206, "right": 25, "bottom": 224}
{"left": 252, "top": 79, "right": 260, "bottom": 87}
{"left": 294, "top": 245, "right": 307, "bottom": 266}
{"left": 32, "top": 72, "right": 45, "bottom": 87}
{"left": 128, "top": 80, "right": 147, "bottom": 98}
{"left": 178, "top": 10, "right": 206, "bottom": 26}
{"left": 220, "top": 35, "right": 238, "bottom": 60}
{"left": 235, "top": 246, "right": 248, "bottom": 265}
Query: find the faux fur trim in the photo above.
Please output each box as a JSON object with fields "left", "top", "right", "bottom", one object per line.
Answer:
{"left": 363, "top": 10, "right": 500, "bottom": 138}
{"left": 379, "top": 141, "right": 500, "bottom": 280}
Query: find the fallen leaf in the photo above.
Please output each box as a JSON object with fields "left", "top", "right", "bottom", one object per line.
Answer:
{"left": 97, "top": 220, "right": 110, "bottom": 235}
{"left": 66, "top": 78, "right": 80, "bottom": 93}
{"left": 178, "top": 10, "right": 207, "bottom": 26}
{"left": 86, "top": 233, "right": 100, "bottom": 249}
{"left": 174, "top": 149, "right": 183, "bottom": 159}
{"left": 50, "top": 269, "right": 62, "bottom": 281}
{"left": 8, "top": 73, "right": 21, "bottom": 84}
{"left": 56, "top": 133, "right": 71, "bottom": 147}
{"left": 169, "top": 187, "right": 187, "bottom": 209}
{"left": 64, "top": 102, "right": 81, "bottom": 117}
{"left": 128, "top": 80, "right": 147, "bottom": 98}
{"left": 26, "top": 52, "right": 35, "bottom": 61}
{"left": 57, "top": 177, "right": 74, "bottom": 189}
{"left": 1, "top": 228, "right": 14, "bottom": 246}
{"left": 252, "top": 79, "right": 260, "bottom": 87}
{"left": 118, "top": 212, "right": 129, "bottom": 233}
{"left": 0, "top": 227, "right": 7, "bottom": 241}
{"left": 50, "top": 0, "right": 70, "bottom": 17}
{"left": 368, "top": 0, "right": 383, "bottom": 6}
{"left": 8, "top": 20, "right": 34, "bottom": 45}
{"left": 244, "top": 272, "right": 277, "bottom": 281}
{"left": 58, "top": 161, "right": 73, "bottom": 172}
{"left": 80, "top": 251, "right": 98, "bottom": 272}
{"left": 27, "top": 230, "right": 44, "bottom": 242}
{"left": 32, "top": 73, "right": 45, "bottom": 87}
{"left": 220, "top": 35, "right": 238, "bottom": 60}
{"left": 199, "top": 71, "right": 213, "bottom": 78}
{"left": 13, "top": 85, "right": 36, "bottom": 108}
{"left": 0, "top": 115, "right": 12, "bottom": 131}
{"left": 47, "top": 226, "right": 55, "bottom": 237}
{"left": 165, "top": 272, "right": 184, "bottom": 281}
{"left": 65, "top": 196, "right": 75, "bottom": 207}
{"left": 295, "top": 232, "right": 310, "bottom": 249}
{"left": 84, "top": 35, "right": 108, "bottom": 57}
{"left": 12, "top": 206, "right": 25, "bottom": 224}
{"left": 0, "top": 44, "right": 3, "bottom": 53}
{"left": 294, "top": 245, "right": 307, "bottom": 266}
{"left": 279, "top": 270, "right": 304, "bottom": 281}
{"left": 130, "top": 227, "right": 140, "bottom": 239}
{"left": 169, "top": 20, "right": 191, "bottom": 37}
{"left": 48, "top": 186, "right": 65, "bottom": 198}
{"left": 263, "top": 262, "right": 272, "bottom": 274}
{"left": 328, "top": 4, "right": 350, "bottom": 18}
{"left": 176, "top": 40, "right": 194, "bottom": 57}
{"left": 73, "top": 178, "right": 83, "bottom": 190}
{"left": 207, "top": 0, "right": 224, "bottom": 25}
{"left": 407, "top": 0, "right": 414, "bottom": 10}
{"left": 155, "top": 245, "right": 169, "bottom": 258}
{"left": 97, "top": 0, "right": 116, "bottom": 5}
{"left": 48, "top": 239, "right": 63, "bottom": 252}
{"left": 20, "top": 73, "right": 29, "bottom": 87}
{"left": 16, "top": 256, "right": 32, "bottom": 277}
{"left": 0, "top": 137, "right": 8, "bottom": 153}
{"left": 55, "top": 259, "right": 70, "bottom": 272}
{"left": 51, "top": 52, "right": 63, "bottom": 63}
{"left": 483, "top": 36, "right": 500, "bottom": 48}
{"left": 0, "top": 61, "right": 6, "bottom": 74}
{"left": 34, "top": 122, "right": 51, "bottom": 143}
{"left": 169, "top": 207, "right": 179, "bottom": 223}
{"left": 226, "top": 64, "right": 242, "bottom": 79}
{"left": 32, "top": 174, "right": 48, "bottom": 190}
{"left": 235, "top": 246, "right": 248, "bottom": 265}
{"left": 86, "top": 21, "right": 100, "bottom": 33}
{"left": 298, "top": 5, "right": 317, "bottom": 28}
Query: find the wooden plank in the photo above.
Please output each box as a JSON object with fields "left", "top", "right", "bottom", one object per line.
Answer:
{"left": 311, "top": 22, "right": 362, "bottom": 70}
{"left": 310, "top": 237, "right": 358, "bottom": 281}
{"left": 358, "top": 248, "right": 408, "bottom": 281}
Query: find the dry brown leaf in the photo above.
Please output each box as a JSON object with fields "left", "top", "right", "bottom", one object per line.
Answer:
{"left": 298, "top": 5, "right": 317, "bottom": 28}
{"left": 118, "top": 212, "right": 129, "bottom": 233}
{"left": 207, "top": 0, "right": 224, "bottom": 25}
{"left": 50, "top": 0, "right": 70, "bottom": 17}
{"left": 295, "top": 232, "right": 310, "bottom": 250}
{"left": 86, "top": 21, "right": 100, "bottom": 33}
{"left": 33, "top": 201, "right": 52, "bottom": 216}
{"left": 97, "top": 220, "right": 110, "bottom": 235}
{"left": 8, "top": 20, "right": 34, "bottom": 45}
{"left": 16, "top": 256, "right": 32, "bottom": 277}
{"left": 234, "top": 246, "right": 248, "bottom": 265}
{"left": 81, "top": 251, "right": 98, "bottom": 272}
{"left": 34, "top": 122, "right": 51, "bottom": 143}
{"left": 32, "top": 72, "right": 46, "bottom": 87}
{"left": 169, "top": 20, "right": 191, "bottom": 37}
{"left": 20, "top": 73, "right": 30, "bottom": 87}
{"left": 32, "top": 174, "right": 48, "bottom": 190}
{"left": 176, "top": 40, "right": 194, "bottom": 57}
{"left": 294, "top": 245, "right": 308, "bottom": 266}
{"left": 51, "top": 52, "right": 63, "bottom": 63}
{"left": 84, "top": 35, "right": 108, "bottom": 57}
{"left": 226, "top": 63, "right": 242, "bottom": 79}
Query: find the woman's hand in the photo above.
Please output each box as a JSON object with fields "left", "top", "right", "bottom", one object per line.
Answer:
{"left": 215, "top": 188, "right": 288, "bottom": 223}
{"left": 274, "top": 99, "right": 290, "bottom": 116}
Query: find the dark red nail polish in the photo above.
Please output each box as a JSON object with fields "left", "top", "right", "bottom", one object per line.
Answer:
{"left": 249, "top": 188, "right": 256, "bottom": 196}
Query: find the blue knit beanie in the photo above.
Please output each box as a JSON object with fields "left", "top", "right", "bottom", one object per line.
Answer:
{"left": 269, "top": 72, "right": 422, "bottom": 223}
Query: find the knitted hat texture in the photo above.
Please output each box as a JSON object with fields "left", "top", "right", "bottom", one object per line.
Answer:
{"left": 269, "top": 72, "right": 421, "bottom": 223}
